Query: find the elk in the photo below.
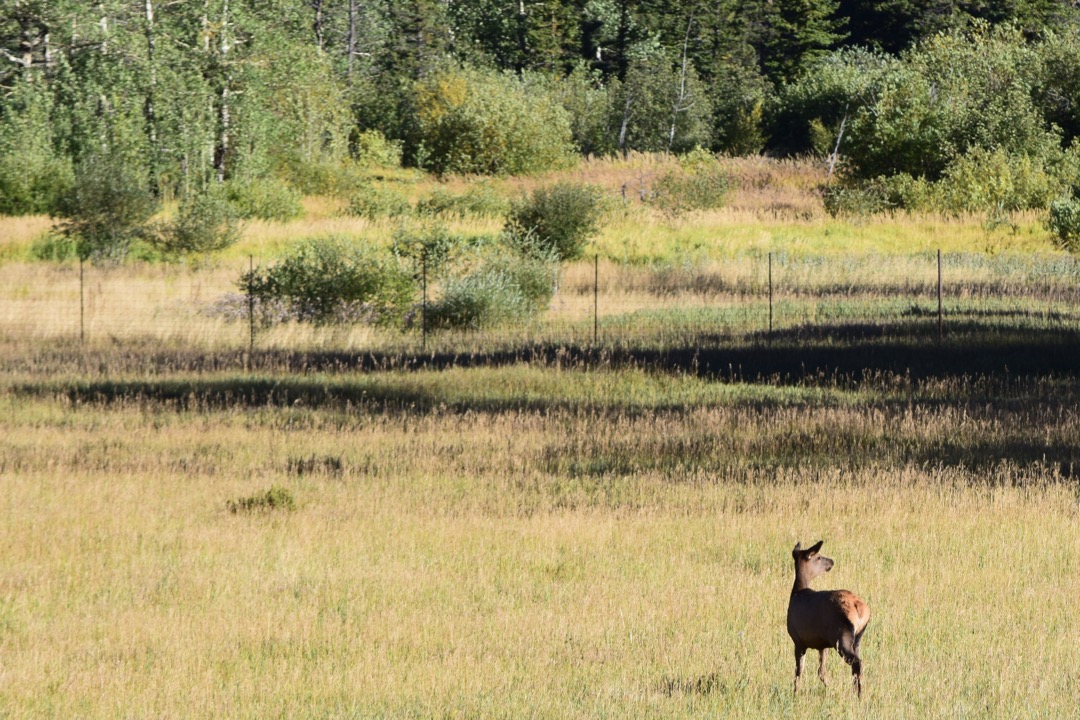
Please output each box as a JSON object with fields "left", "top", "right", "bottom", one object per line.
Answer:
{"left": 786, "top": 540, "right": 870, "bottom": 698}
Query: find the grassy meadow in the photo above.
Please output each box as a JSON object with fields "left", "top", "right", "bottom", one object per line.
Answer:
{"left": 1, "top": 156, "right": 1079, "bottom": 718}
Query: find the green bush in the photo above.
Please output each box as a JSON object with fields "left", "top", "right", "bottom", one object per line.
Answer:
{"left": 240, "top": 237, "right": 415, "bottom": 325}
{"left": 505, "top": 182, "right": 604, "bottom": 261}
{"left": 417, "top": 184, "right": 509, "bottom": 219}
{"left": 1047, "top": 198, "right": 1080, "bottom": 253}
{"left": 277, "top": 156, "right": 370, "bottom": 197}
{"left": 390, "top": 222, "right": 479, "bottom": 279}
{"left": 649, "top": 157, "right": 730, "bottom": 218}
{"left": 0, "top": 154, "right": 73, "bottom": 216}
{"left": 225, "top": 177, "right": 303, "bottom": 221}
{"left": 30, "top": 232, "right": 79, "bottom": 262}
{"left": 227, "top": 485, "right": 295, "bottom": 514}
{"left": 410, "top": 66, "right": 574, "bottom": 176}
{"left": 54, "top": 155, "right": 158, "bottom": 264}
{"left": 934, "top": 147, "right": 1057, "bottom": 213}
{"left": 345, "top": 182, "right": 412, "bottom": 220}
{"left": 0, "top": 79, "right": 74, "bottom": 215}
{"left": 353, "top": 129, "right": 404, "bottom": 168}
{"left": 822, "top": 178, "right": 905, "bottom": 217}
{"left": 425, "top": 248, "right": 557, "bottom": 330}
{"left": 150, "top": 188, "right": 241, "bottom": 259}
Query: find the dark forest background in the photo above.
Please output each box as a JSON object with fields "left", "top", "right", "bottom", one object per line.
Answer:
{"left": 4, "top": 0, "right": 1080, "bottom": 219}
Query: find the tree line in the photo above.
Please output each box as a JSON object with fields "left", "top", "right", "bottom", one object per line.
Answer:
{"left": 3, "top": 1, "right": 1080, "bottom": 219}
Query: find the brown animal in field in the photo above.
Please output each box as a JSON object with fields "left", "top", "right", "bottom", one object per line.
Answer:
{"left": 786, "top": 540, "right": 870, "bottom": 698}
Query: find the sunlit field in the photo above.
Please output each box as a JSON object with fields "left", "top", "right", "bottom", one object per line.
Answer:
{"left": 1, "top": 157, "right": 1078, "bottom": 718}
{"left": 2, "top": 365, "right": 1078, "bottom": 718}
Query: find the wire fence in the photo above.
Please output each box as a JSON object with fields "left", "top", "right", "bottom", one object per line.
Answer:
{"left": 3, "top": 251, "right": 1079, "bottom": 356}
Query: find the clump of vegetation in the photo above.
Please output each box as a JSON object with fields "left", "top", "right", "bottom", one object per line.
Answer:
{"left": 149, "top": 187, "right": 241, "bottom": 260}
{"left": 424, "top": 246, "right": 557, "bottom": 330}
{"left": 225, "top": 177, "right": 303, "bottom": 221}
{"left": 345, "top": 182, "right": 412, "bottom": 220}
{"left": 353, "top": 129, "right": 404, "bottom": 168}
{"left": 822, "top": 178, "right": 901, "bottom": 218}
{"left": 53, "top": 154, "right": 158, "bottom": 264}
{"left": 226, "top": 485, "right": 295, "bottom": 514}
{"left": 240, "top": 237, "right": 415, "bottom": 326}
{"left": 286, "top": 454, "right": 344, "bottom": 477}
{"left": 505, "top": 182, "right": 604, "bottom": 261}
{"left": 410, "top": 66, "right": 574, "bottom": 175}
{"left": 1047, "top": 197, "right": 1080, "bottom": 252}
{"left": 30, "top": 232, "right": 79, "bottom": 262}
{"left": 648, "top": 154, "right": 731, "bottom": 218}
{"left": 390, "top": 222, "right": 482, "bottom": 279}
{"left": 417, "top": 184, "right": 508, "bottom": 218}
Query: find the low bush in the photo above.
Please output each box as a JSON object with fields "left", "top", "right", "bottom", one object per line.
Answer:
{"left": 30, "top": 232, "right": 79, "bottom": 262}
{"left": 390, "top": 222, "right": 480, "bottom": 279}
{"left": 649, "top": 168, "right": 730, "bottom": 218}
{"left": 424, "top": 247, "right": 557, "bottom": 330}
{"left": 227, "top": 485, "right": 295, "bottom": 514}
{"left": 504, "top": 182, "right": 604, "bottom": 261}
{"left": 822, "top": 179, "right": 901, "bottom": 217}
{"left": 149, "top": 187, "right": 241, "bottom": 260}
{"left": 54, "top": 154, "right": 158, "bottom": 264}
{"left": 417, "top": 184, "right": 509, "bottom": 218}
{"left": 240, "top": 237, "right": 415, "bottom": 325}
{"left": 345, "top": 182, "right": 412, "bottom": 220}
{"left": 225, "top": 177, "right": 303, "bottom": 221}
{"left": 1047, "top": 197, "right": 1080, "bottom": 252}
{"left": 353, "top": 129, "right": 404, "bottom": 168}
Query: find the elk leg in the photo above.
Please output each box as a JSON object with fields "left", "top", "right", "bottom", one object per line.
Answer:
{"left": 817, "top": 649, "right": 827, "bottom": 686}
{"left": 836, "top": 629, "right": 863, "bottom": 698}
{"left": 793, "top": 646, "right": 807, "bottom": 694}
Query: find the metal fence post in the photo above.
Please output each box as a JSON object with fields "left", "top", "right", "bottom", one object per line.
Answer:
{"left": 594, "top": 254, "right": 599, "bottom": 346}
{"left": 422, "top": 250, "right": 428, "bottom": 352}
{"left": 248, "top": 255, "right": 255, "bottom": 362}
{"left": 79, "top": 256, "right": 85, "bottom": 344}
{"left": 768, "top": 251, "right": 774, "bottom": 338}
{"left": 937, "top": 249, "right": 943, "bottom": 341}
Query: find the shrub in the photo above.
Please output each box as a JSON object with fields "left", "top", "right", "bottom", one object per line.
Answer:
{"left": 504, "top": 182, "right": 604, "bottom": 261}
{"left": 277, "top": 156, "right": 370, "bottom": 197}
{"left": 649, "top": 156, "right": 730, "bottom": 218}
{"left": 0, "top": 153, "right": 73, "bottom": 216}
{"left": 390, "top": 222, "right": 474, "bottom": 279}
{"left": 225, "top": 177, "right": 303, "bottom": 221}
{"left": 240, "top": 237, "right": 415, "bottom": 325}
{"left": 345, "top": 182, "right": 412, "bottom": 220}
{"left": 54, "top": 154, "right": 158, "bottom": 264}
{"left": 30, "top": 232, "right": 79, "bottom": 262}
{"left": 0, "top": 78, "right": 74, "bottom": 215}
{"left": 227, "top": 485, "right": 295, "bottom": 514}
{"left": 353, "top": 129, "right": 404, "bottom": 168}
{"left": 822, "top": 179, "right": 902, "bottom": 217}
{"left": 935, "top": 147, "right": 1058, "bottom": 213}
{"left": 410, "top": 66, "right": 574, "bottom": 175}
{"left": 149, "top": 187, "right": 241, "bottom": 259}
{"left": 1047, "top": 197, "right": 1080, "bottom": 253}
{"left": 417, "top": 184, "right": 509, "bottom": 219}
{"left": 425, "top": 248, "right": 557, "bottom": 330}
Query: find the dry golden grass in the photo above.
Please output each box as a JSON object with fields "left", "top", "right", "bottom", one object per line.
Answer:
{"left": 1, "top": 366, "right": 1078, "bottom": 718}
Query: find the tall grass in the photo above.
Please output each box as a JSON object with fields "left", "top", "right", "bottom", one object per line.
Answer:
{"left": 1, "top": 363, "right": 1078, "bottom": 717}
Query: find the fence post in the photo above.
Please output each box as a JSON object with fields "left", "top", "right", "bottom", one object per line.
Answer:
{"left": 247, "top": 255, "right": 255, "bottom": 365}
{"left": 768, "top": 251, "right": 774, "bottom": 338}
{"left": 594, "top": 254, "right": 599, "bottom": 346}
{"left": 79, "top": 256, "right": 85, "bottom": 344}
{"left": 422, "top": 250, "right": 428, "bottom": 352}
{"left": 937, "top": 249, "right": 943, "bottom": 341}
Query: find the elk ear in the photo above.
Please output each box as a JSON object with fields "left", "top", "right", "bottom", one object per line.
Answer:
{"left": 807, "top": 540, "right": 824, "bottom": 555}
{"left": 792, "top": 541, "right": 803, "bottom": 556}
